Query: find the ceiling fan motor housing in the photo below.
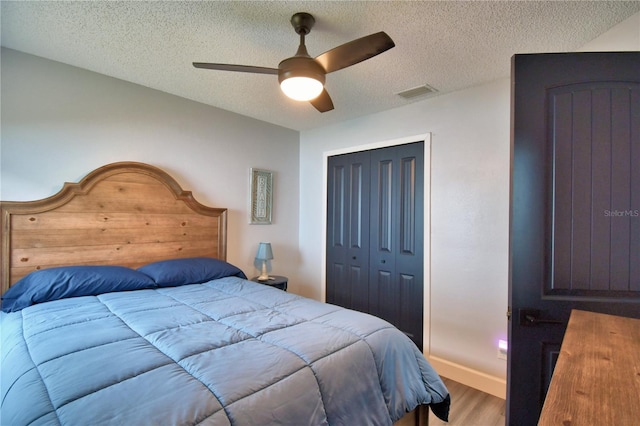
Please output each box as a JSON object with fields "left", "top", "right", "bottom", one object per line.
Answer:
{"left": 278, "top": 56, "right": 326, "bottom": 86}
{"left": 290, "top": 12, "right": 315, "bottom": 35}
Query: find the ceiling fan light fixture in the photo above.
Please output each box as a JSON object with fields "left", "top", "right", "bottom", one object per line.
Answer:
{"left": 278, "top": 56, "right": 326, "bottom": 101}
{"left": 280, "top": 76, "right": 324, "bottom": 101}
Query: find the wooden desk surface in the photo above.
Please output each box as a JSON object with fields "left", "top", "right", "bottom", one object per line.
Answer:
{"left": 538, "top": 309, "right": 640, "bottom": 426}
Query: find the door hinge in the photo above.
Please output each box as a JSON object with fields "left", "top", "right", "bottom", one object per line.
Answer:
{"left": 506, "top": 307, "right": 512, "bottom": 321}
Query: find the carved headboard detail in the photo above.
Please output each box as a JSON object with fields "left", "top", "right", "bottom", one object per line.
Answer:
{"left": 1, "top": 162, "right": 227, "bottom": 294}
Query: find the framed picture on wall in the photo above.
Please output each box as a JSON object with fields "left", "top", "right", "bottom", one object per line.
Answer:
{"left": 250, "top": 168, "right": 273, "bottom": 224}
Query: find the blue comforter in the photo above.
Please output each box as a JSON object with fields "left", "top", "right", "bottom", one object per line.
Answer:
{"left": 1, "top": 277, "right": 449, "bottom": 425}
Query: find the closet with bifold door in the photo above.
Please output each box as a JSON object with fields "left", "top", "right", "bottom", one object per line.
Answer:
{"left": 326, "top": 141, "right": 424, "bottom": 349}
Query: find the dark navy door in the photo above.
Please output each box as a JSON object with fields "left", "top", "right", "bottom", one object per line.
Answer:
{"left": 327, "top": 142, "right": 424, "bottom": 349}
{"left": 508, "top": 52, "right": 640, "bottom": 425}
{"left": 326, "top": 150, "right": 371, "bottom": 313}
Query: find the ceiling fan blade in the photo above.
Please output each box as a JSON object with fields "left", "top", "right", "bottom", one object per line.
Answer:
{"left": 315, "top": 32, "right": 395, "bottom": 74}
{"left": 193, "top": 63, "right": 279, "bottom": 75}
{"left": 310, "top": 89, "right": 334, "bottom": 113}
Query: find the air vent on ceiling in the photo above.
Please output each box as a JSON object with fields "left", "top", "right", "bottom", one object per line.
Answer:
{"left": 396, "top": 84, "right": 438, "bottom": 99}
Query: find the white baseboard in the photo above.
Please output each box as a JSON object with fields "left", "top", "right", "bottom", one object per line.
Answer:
{"left": 427, "top": 355, "right": 506, "bottom": 400}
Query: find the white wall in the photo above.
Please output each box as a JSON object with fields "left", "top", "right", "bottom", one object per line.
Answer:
{"left": 298, "top": 10, "right": 640, "bottom": 398}
{"left": 300, "top": 79, "right": 511, "bottom": 395}
{"left": 0, "top": 48, "right": 300, "bottom": 285}
{"left": 579, "top": 12, "right": 640, "bottom": 51}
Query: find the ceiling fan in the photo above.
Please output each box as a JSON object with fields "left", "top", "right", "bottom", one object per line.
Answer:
{"left": 193, "top": 12, "right": 395, "bottom": 113}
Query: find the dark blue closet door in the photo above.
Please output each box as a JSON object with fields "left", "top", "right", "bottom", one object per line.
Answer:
{"left": 327, "top": 142, "right": 424, "bottom": 349}
{"left": 326, "top": 151, "right": 371, "bottom": 312}
{"left": 369, "top": 142, "right": 424, "bottom": 349}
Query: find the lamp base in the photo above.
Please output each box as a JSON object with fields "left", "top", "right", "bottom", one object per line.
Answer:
{"left": 257, "top": 260, "right": 272, "bottom": 281}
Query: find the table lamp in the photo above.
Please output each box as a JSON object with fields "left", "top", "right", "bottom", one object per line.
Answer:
{"left": 255, "top": 242, "right": 274, "bottom": 281}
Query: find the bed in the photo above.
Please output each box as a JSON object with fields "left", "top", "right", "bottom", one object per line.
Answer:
{"left": 0, "top": 162, "right": 450, "bottom": 425}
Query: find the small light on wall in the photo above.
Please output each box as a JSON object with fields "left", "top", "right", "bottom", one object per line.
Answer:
{"left": 255, "top": 242, "right": 274, "bottom": 281}
{"left": 498, "top": 339, "right": 508, "bottom": 360}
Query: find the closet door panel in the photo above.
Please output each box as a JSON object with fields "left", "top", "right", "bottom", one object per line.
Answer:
{"left": 370, "top": 149, "right": 398, "bottom": 321}
{"left": 396, "top": 144, "right": 424, "bottom": 346}
{"left": 347, "top": 152, "right": 371, "bottom": 311}
{"left": 326, "top": 152, "right": 370, "bottom": 310}
{"left": 327, "top": 142, "right": 423, "bottom": 349}
{"left": 370, "top": 142, "right": 424, "bottom": 349}
{"left": 326, "top": 159, "right": 347, "bottom": 306}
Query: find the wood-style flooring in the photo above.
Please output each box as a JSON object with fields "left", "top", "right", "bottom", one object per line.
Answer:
{"left": 428, "top": 378, "right": 506, "bottom": 426}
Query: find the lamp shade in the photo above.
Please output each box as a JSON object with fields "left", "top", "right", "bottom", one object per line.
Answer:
{"left": 278, "top": 56, "right": 325, "bottom": 101}
{"left": 255, "top": 242, "right": 274, "bottom": 261}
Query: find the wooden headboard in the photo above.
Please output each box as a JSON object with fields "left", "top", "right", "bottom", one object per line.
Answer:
{"left": 1, "top": 162, "right": 227, "bottom": 295}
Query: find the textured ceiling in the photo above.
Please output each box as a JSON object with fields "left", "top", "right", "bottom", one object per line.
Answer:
{"left": 2, "top": 1, "right": 639, "bottom": 131}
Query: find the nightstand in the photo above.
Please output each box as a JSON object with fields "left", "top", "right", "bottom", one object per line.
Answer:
{"left": 251, "top": 275, "right": 288, "bottom": 291}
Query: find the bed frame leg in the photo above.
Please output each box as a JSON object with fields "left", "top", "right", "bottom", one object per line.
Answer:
{"left": 415, "top": 404, "right": 429, "bottom": 426}
{"left": 394, "top": 405, "right": 430, "bottom": 426}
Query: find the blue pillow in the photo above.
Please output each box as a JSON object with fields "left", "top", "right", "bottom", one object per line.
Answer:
{"left": 137, "top": 257, "right": 247, "bottom": 287}
{"left": 1, "top": 266, "right": 157, "bottom": 313}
